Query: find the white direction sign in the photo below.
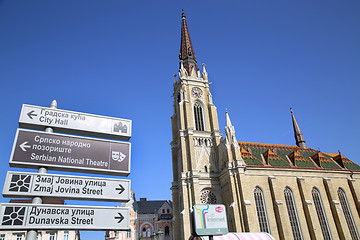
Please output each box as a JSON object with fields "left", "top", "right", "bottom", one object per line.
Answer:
{"left": 3, "top": 172, "right": 130, "bottom": 202}
{"left": 0, "top": 203, "right": 129, "bottom": 230}
{"left": 10, "top": 129, "right": 131, "bottom": 176}
{"left": 19, "top": 104, "right": 132, "bottom": 140}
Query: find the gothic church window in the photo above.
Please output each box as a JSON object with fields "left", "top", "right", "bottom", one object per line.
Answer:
{"left": 284, "top": 187, "right": 304, "bottom": 240}
{"left": 254, "top": 186, "right": 271, "bottom": 233}
{"left": 200, "top": 189, "right": 216, "bottom": 204}
{"left": 312, "top": 187, "right": 332, "bottom": 240}
{"left": 194, "top": 102, "right": 205, "bottom": 131}
{"left": 337, "top": 188, "right": 360, "bottom": 240}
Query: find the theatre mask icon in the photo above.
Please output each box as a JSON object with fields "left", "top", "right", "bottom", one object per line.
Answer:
{"left": 112, "top": 151, "right": 126, "bottom": 162}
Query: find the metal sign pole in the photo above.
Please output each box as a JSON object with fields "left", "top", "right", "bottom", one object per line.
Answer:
{"left": 25, "top": 100, "right": 56, "bottom": 240}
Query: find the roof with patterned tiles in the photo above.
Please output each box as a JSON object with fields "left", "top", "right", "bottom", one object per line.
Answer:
{"left": 179, "top": 11, "right": 198, "bottom": 74}
{"left": 240, "top": 147, "right": 263, "bottom": 166}
{"left": 263, "top": 149, "right": 291, "bottom": 167}
{"left": 288, "top": 150, "right": 317, "bottom": 168}
{"left": 238, "top": 141, "right": 360, "bottom": 171}
{"left": 324, "top": 153, "right": 360, "bottom": 171}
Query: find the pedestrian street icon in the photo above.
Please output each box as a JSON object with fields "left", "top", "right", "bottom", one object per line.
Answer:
{"left": 9, "top": 174, "right": 31, "bottom": 192}
{"left": 2, "top": 207, "right": 25, "bottom": 226}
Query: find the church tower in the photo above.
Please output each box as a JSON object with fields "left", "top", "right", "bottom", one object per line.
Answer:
{"left": 170, "top": 11, "right": 222, "bottom": 240}
{"left": 170, "top": 12, "right": 360, "bottom": 240}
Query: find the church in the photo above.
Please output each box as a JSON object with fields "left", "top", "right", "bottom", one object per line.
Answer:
{"left": 170, "top": 12, "right": 360, "bottom": 240}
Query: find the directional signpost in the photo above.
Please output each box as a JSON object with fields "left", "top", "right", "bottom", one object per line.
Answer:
{"left": 19, "top": 104, "right": 132, "bottom": 141}
{"left": 1, "top": 101, "right": 133, "bottom": 236}
{"left": 3, "top": 172, "right": 130, "bottom": 201}
{"left": 0, "top": 203, "right": 129, "bottom": 230}
{"left": 9, "top": 129, "right": 131, "bottom": 176}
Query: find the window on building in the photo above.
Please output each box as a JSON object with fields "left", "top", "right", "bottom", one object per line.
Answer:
{"left": 165, "top": 226, "right": 170, "bottom": 235}
{"left": 147, "top": 228, "right": 151, "bottom": 237}
{"left": 337, "top": 188, "right": 360, "bottom": 240}
{"left": 142, "top": 228, "right": 146, "bottom": 237}
{"left": 0, "top": 234, "right": 5, "bottom": 240}
{"left": 16, "top": 234, "right": 23, "bottom": 240}
{"left": 126, "top": 231, "right": 131, "bottom": 238}
{"left": 49, "top": 232, "right": 55, "bottom": 240}
{"left": 284, "top": 187, "right": 303, "bottom": 240}
{"left": 63, "top": 231, "right": 69, "bottom": 240}
{"left": 167, "top": 209, "right": 169, "bottom": 213}
{"left": 194, "top": 102, "right": 204, "bottom": 131}
{"left": 162, "top": 209, "right": 165, "bottom": 213}
{"left": 200, "top": 189, "right": 217, "bottom": 204}
{"left": 254, "top": 186, "right": 271, "bottom": 233}
{"left": 312, "top": 187, "right": 332, "bottom": 240}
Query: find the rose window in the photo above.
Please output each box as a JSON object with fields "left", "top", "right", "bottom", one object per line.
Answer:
{"left": 200, "top": 190, "right": 217, "bottom": 204}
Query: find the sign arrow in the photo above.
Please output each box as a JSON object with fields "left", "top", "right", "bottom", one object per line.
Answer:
{"left": 19, "top": 142, "right": 31, "bottom": 152}
{"left": 115, "top": 212, "right": 124, "bottom": 223}
{"left": 116, "top": 184, "right": 125, "bottom": 194}
{"left": 27, "top": 110, "right": 37, "bottom": 119}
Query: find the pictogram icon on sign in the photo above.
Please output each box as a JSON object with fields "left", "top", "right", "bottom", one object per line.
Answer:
{"left": 215, "top": 206, "right": 223, "bottom": 213}
{"left": 2, "top": 207, "right": 25, "bottom": 226}
{"left": 9, "top": 174, "right": 31, "bottom": 192}
{"left": 112, "top": 151, "right": 126, "bottom": 162}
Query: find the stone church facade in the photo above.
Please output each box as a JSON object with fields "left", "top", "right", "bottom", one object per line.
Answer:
{"left": 171, "top": 12, "right": 360, "bottom": 240}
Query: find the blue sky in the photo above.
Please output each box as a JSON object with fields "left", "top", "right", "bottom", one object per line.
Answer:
{"left": 0, "top": 0, "right": 359, "bottom": 239}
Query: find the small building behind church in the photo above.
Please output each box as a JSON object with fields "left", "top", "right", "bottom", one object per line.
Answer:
{"left": 106, "top": 192, "right": 173, "bottom": 240}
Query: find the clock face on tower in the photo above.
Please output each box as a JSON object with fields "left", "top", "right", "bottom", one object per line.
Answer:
{"left": 191, "top": 87, "right": 203, "bottom": 98}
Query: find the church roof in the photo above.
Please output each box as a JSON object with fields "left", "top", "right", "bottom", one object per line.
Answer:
{"left": 238, "top": 142, "right": 360, "bottom": 171}
{"left": 325, "top": 152, "right": 360, "bottom": 170}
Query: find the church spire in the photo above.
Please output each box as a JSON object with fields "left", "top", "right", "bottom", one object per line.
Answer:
{"left": 179, "top": 10, "right": 199, "bottom": 75}
{"left": 290, "top": 108, "right": 307, "bottom": 149}
{"left": 226, "top": 109, "right": 232, "bottom": 127}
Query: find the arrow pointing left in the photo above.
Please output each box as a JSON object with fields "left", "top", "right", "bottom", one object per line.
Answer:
{"left": 115, "top": 213, "right": 124, "bottom": 223}
{"left": 19, "top": 142, "right": 31, "bottom": 152}
{"left": 27, "top": 110, "right": 37, "bottom": 119}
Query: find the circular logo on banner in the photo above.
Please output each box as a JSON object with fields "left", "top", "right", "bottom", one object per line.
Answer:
{"left": 215, "top": 206, "right": 223, "bottom": 213}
